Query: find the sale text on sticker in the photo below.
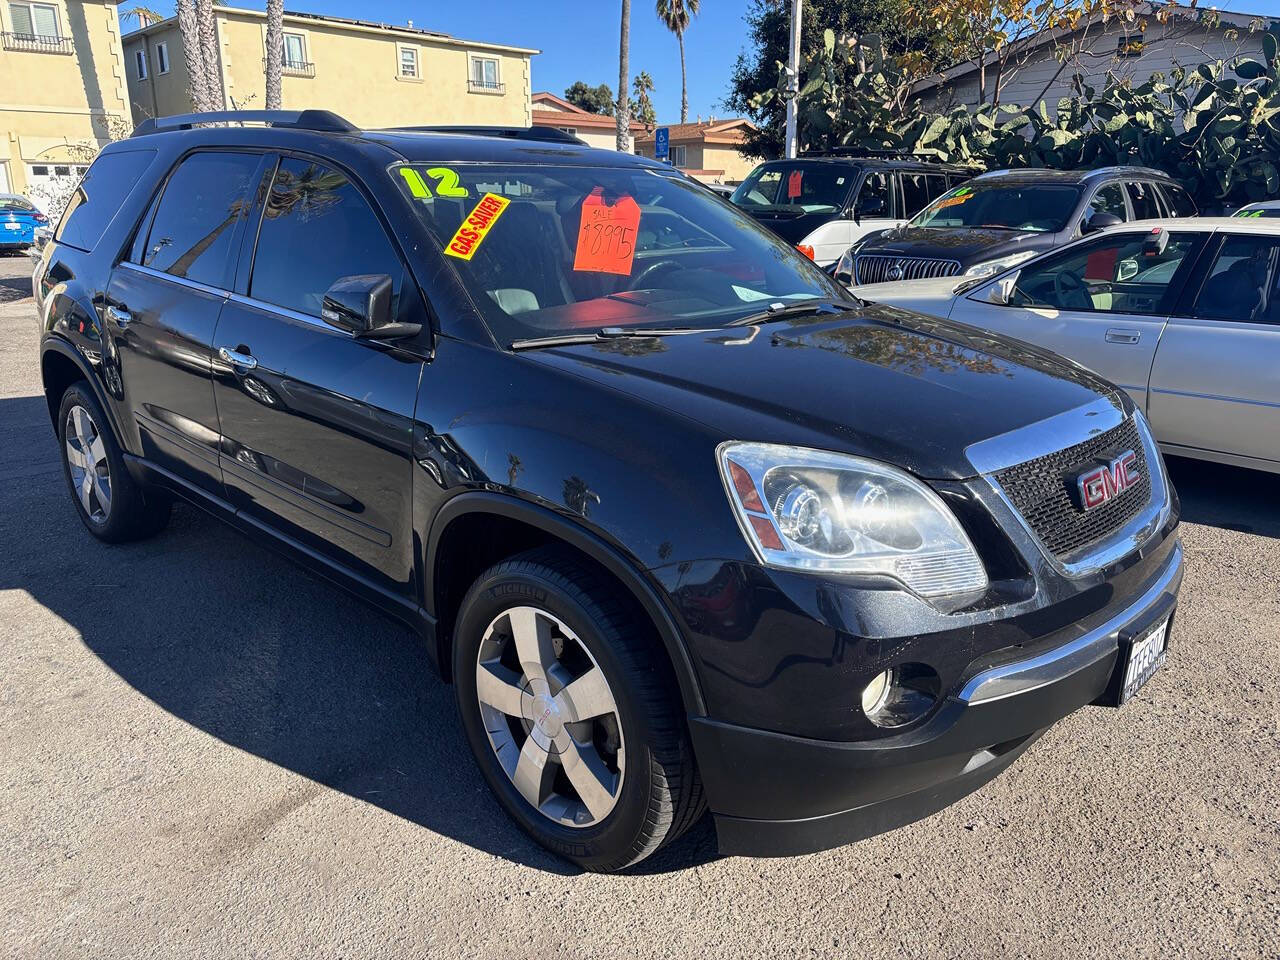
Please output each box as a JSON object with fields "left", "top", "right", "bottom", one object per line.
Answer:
{"left": 574, "top": 187, "right": 642, "bottom": 275}
{"left": 444, "top": 192, "right": 510, "bottom": 261}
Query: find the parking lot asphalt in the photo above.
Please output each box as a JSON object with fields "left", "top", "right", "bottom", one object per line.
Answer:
{"left": 1, "top": 253, "right": 1277, "bottom": 959}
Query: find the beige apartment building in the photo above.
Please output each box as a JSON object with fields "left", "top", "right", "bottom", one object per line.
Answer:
{"left": 0, "top": 0, "right": 130, "bottom": 195}
{"left": 634, "top": 118, "right": 757, "bottom": 185}
{"left": 531, "top": 91, "right": 643, "bottom": 152}
{"left": 122, "top": 7, "right": 536, "bottom": 130}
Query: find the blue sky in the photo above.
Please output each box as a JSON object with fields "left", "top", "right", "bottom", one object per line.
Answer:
{"left": 132, "top": 0, "right": 754, "bottom": 123}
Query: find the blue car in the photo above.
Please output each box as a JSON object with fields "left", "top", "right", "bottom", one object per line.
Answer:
{"left": 1, "top": 193, "right": 48, "bottom": 252}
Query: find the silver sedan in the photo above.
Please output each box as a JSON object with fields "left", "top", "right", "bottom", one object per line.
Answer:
{"left": 851, "top": 218, "right": 1280, "bottom": 474}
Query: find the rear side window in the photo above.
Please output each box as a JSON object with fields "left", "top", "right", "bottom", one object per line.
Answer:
{"left": 140, "top": 151, "right": 263, "bottom": 288}
{"left": 1125, "top": 181, "right": 1161, "bottom": 220}
{"left": 54, "top": 148, "right": 155, "bottom": 252}
{"left": 248, "top": 157, "right": 404, "bottom": 318}
{"left": 1190, "top": 235, "right": 1280, "bottom": 324}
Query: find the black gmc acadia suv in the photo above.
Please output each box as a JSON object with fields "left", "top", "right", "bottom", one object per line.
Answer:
{"left": 34, "top": 111, "right": 1183, "bottom": 872}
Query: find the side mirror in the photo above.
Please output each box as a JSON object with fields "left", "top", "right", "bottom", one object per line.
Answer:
{"left": 1082, "top": 210, "right": 1123, "bottom": 235}
{"left": 1116, "top": 258, "right": 1140, "bottom": 282}
{"left": 985, "top": 272, "right": 1019, "bottom": 305}
{"left": 321, "top": 274, "right": 420, "bottom": 340}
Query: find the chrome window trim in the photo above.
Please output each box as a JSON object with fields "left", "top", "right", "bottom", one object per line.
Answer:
{"left": 959, "top": 538, "right": 1182, "bottom": 704}
{"left": 119, "top": 260, "right": 230, "bottom": 299}
{"left": 224, "top": 291, "right": 349, "bottom": 336}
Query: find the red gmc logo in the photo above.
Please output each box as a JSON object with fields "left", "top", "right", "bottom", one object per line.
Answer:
{"left": 1076, "top": 450, "right": 1140, "bottom": 511}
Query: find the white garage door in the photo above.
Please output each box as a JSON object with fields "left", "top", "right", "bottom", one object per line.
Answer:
{"left": 0, "top": 162, "right": 9, "bottom": 193}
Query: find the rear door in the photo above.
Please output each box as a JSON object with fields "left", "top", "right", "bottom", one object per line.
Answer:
{"left": 104, "top": 149, "right": 269, "bottom": 497}
{"left": 1148, "top": 232, "right": 1280, "bottom": 468}
{"left": 210, "top": 154, "right": 426, "bottom": 596}
{"left": 950, "top": 230, "right": 1205, "bottom": 408}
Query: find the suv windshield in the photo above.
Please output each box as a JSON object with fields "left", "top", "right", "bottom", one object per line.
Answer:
{"left": 730, "top": 163, "right": 853, "bottom": 214}
{"left": 912, "top": 182, "right": 1082, "bottom": 233}
{"left": 396, "top": 163, "right": 845, "bottom": 343}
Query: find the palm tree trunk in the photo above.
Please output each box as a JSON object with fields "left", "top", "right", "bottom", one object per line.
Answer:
{"left": 616, "top": 0, "right": 631, "bottom": 152}
{"left": 175, "top": 0, "right": 209, "bottom": 111}
{"left": 678, "top": 29, "right": 688, "bottom": 124}
{"left": 265, "top": 0, "right": 283, "bottom": 110}
{"left": 196, "top": 0, "right": 223, "bottom": 110}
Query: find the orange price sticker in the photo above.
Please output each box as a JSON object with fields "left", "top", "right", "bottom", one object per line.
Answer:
{"left": 573, "top": 188, "right": 641, "bottom": 275}
{"left": 787, "top": 169, "right": 803, "bottom": 199}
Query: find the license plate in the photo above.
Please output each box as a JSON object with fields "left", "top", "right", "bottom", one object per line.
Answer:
{"left": 4, "top": 222, "right": 21, "bottom": 230}
{"left": 1119, "top": 617, "right": 1169, "bottom": 704}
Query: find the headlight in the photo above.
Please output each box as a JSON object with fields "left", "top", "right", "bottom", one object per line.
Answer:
{"left": 962, "top": 250, "right": 1038, "bottom": 279}
{"left": 719, "top": 442, "right": 988, "bottom": 603}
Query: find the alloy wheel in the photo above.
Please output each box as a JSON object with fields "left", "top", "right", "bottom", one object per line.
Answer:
{"left": 475, "top": 605, "right": 625, "bottom": 828}
{"left": 64, "top": 405, "right": 111, "bottom": 523}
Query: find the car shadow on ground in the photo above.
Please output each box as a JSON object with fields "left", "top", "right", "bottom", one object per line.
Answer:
{"left": 1166, "top": 455, "right": 1280, "bottom": 539}
{"left": 0, "top": 394, "right": 721, "bottom": 876}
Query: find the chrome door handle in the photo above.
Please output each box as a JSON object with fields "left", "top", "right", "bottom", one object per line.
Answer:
{"left": 106, "top": 305, "right": 131, "bottom": 328}
{"left": 218, "top": 346, "right": 258, "bottom": 370}
{"left": 1105, "top": 328, "right": 1141, "bottom": 344}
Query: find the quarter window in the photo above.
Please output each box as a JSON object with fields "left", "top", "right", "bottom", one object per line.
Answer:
{"left": 1190, "top": 235, "right": 1280, "bottom": 324}
{"left": 55, "top": 148, "right": 156, "bottom": 252}
{"left": 8, "top": 1, "right": 59, "bottom": 38}
{"left": 1010, "top": 231, "right": 1199, "bottom": 315}
{"left": 1158, "top": 183, "right": 1196, "bottom": 217}
{"left": 140, "top": 152, "right": 262, "bottom": 288}
{"left": 249, "top": 157, "right": 404, "bottom": 319}
{"left": 399, "top": 45, "right": 418, "bottom": 78}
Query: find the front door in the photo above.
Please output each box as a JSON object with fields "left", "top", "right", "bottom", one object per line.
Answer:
{"left": 104, "top": 149, "right": 269, "bottom": 497}
{"left": 210, "top": 155, "right": 426, "bottom": 596}
{"left": 951, "top": 230, "right": 1205, "bottom": 409}
{"left": 1149, "top": 232, "right": 1280, "bottom": 468}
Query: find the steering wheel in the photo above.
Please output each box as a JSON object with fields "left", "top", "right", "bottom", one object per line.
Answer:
{"left": 1053, "top": 269, "right": 1089, "bottom": 308}
{"left": 627, "top": 259, "right": 682, "bottom": 291}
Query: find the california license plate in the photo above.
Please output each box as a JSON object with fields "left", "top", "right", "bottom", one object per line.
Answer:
{"left": 4, "top": 222, "right": 21, "bottom": 230}
{"left": 1119, "top": 617, "right": 1169, "bottom": 704}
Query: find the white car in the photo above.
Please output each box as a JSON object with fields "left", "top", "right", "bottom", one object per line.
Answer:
{"left": 851, "top": 218, "right": 1280, "bottom": 474}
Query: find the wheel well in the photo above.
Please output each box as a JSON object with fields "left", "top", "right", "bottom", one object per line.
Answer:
{"left": 40, "top": 350, "right": 84, "bottom": 429}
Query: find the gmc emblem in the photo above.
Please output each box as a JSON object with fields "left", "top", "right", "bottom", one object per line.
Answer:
{"left": 1076, "top": 450, "right": 1140, "bottom": 512}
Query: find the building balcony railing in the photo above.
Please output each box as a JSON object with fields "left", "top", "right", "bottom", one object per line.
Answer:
{"left": 468, "top": 78, "right": 505, "bottom": 94}
{"left": 263, "top": 57, "right": 316, "bottom": 78}
{"left": 2, "top": 31, "right": 74, "bottom": 54}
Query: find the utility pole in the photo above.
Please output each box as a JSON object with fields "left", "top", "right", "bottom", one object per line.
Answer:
{"left": 783, "top": 0, "right": 802, "bottom": 158}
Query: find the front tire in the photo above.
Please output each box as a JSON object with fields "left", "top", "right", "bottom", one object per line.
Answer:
{"left": 452, "top": 546, "right": 703, "bottom": 872}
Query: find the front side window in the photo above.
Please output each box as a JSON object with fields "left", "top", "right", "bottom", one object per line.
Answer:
{"left": 9, "top": 1, "right": 59, "bottom": 38}
{"left": 55, "top": 148, "right": 156, "bottom": 252}
{"left": 1190, "top": 235, "right": 1280, "bottom": 324}
{"left": 133, "top": 48, "right": 147, "bottom": 80}
{"left": 1010, "top": 231, "right": 1199, "bottom": 314}
{"left": 731, "top": 162, "right": 854, "bottom": 215}
{"left": 854, "top": 171, "right": 889, "bottom": 218}
{"left": 913, "top": 182, "right": 1082, "bottom": 233}
{"left": 282, "top": 32, "right": 306, "bottom": 68}
{"left": 399, "top": 45, "right": 418, "bottom": 78}
{"left": 395, "top": 162, "right": 845, "bottom": 344}
{"left": 140, "top": 151, "right": 262, "bottom": 287}
{"left": 250, "top": 157, "right": 404, "bottom": 319}
{"left": 1125, "top": 181, "right": 1161, "bottom": 220}
{"left": 1088, "top": 183, "right": 1127, "bottom": 220}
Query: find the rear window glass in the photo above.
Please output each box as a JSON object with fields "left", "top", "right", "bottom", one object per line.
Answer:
{"left": 54, "top": 149, "right": 155, "bottom": 252}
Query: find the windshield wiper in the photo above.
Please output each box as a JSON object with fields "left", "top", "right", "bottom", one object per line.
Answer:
{"left": 727, "top": 298, "right": 861, "bottom": 327}
{"left": 509, "top": 326, "right": 717, "bottom": 351}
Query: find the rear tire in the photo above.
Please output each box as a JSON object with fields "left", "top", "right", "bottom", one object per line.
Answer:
{"left": 452, "top": 545, "right": 704, "bottom": 872}
{"left": 56, "top": 381, "right": 170, "bottom": 543}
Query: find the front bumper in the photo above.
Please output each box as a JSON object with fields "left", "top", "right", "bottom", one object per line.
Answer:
{"left": 693, "top": 538, "right": 1183, "bottom": 857}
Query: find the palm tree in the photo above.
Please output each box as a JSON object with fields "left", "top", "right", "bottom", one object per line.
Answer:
{"left": 655, "top": 0, "right": 699, "bottom": 124}
{"left": 265, "top": 0, "right": 283, "bottom": 109}
{"left": 174, "top": 0, "right": 209, "bottom": 111}
{"left": 195, "top": 0, "right": 223, "bottom": 109}
{"left": 616, "top": 0, "right": 631, "bottom": 152}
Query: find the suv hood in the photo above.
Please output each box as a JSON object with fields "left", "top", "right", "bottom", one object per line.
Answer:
{"left": 740, "top": 208, "right": 839, "bottom": 246}
{"left": 523, "top": 303, "right": 1118, "bottom": 480}
{"left": 860, "top": 225, "right": 1050, "bottom": 268}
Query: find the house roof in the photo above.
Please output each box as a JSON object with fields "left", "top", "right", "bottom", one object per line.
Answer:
{"left": 530, "top": 92, "right": 644, "bottom": 132}
{"left": 912, "top": 2, "right": 1273, "bottom": 92}
{"left": 633, "top": 118, "right": 755, "bottom": 146}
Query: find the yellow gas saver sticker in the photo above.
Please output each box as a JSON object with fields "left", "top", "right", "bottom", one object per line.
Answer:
{"left": 444, "top": 192, "right": 511, "bottom": 261}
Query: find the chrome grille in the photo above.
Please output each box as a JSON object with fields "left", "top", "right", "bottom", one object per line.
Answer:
{"left": 993, "top": 417, "right": 1151, "bottom": 560}
{"left": 854, "top": 255, "right": 962, "bottom": 285}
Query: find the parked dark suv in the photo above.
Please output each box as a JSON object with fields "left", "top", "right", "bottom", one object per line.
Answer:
{"left": 838, "top": 166, "right": 1198, "bottom": 285}
{"left": 35, "top": 111, "right": 1182, "bottom": 872}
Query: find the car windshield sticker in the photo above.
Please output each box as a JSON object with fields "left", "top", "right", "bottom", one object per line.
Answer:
{"left": 443, "top": 192, "right": 511, "bottom": 261}
{"left": 933, "top": 186, "right": 973, "bottom": 210}
{"left": 399, "top": 166, "right": 470, "bottom": 199}
{"left": 573, "top": 187, "right": 641, "bottom": 275}
{"left": 787, "top": 170, "right": 803, "bottom": 199}
{"left": 399, "top": 167, "right": 431, "bottom": 199}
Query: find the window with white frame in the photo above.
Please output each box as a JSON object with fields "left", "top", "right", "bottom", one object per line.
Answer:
{"left": 557, "top": 127, "right": 577, "bottom": 136}
{"left": 469, "top": 55, "right": 501, "bottom": 92}
{"left": 134, "top": 47, "right": 148, "bottom": 80}
{"left": 155, "top": 40, "right": 169, "bottom": 74}
{"left": 399, "top": 45, "right": 418, "bottom": 78}
{"left": 282, "top": 31, "right": 306, "bottom": 68}
{"left": 9, "top": 1, "right": 60, "bottom": 39}
{"left": 670, "top": 144, "right": 687, "bottom": 167}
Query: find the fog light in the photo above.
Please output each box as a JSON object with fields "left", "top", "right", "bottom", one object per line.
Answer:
{"left": 860, "top": 668, "right": 893, "bottom": 716}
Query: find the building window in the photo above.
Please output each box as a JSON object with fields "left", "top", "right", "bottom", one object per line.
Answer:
{"left": 557, "top": 127, "right": 577, "bottom": 135}
{"left": 155, "top": 40, "right": 169, "bottom": 74}
{"left": 1117, "top": 33, "right": 1143, "bottom": 58}
{"left": 670, "top": 144, "right": 687, "bottom": 168}
{"left": 468, "top": 55, "right": 503, "bottom": 92}
{"left": 282, "top": 31, "right": 307, "bottom": 69}
{"left": 399, "top": 45, "right": 418, "bottom": 78}
{"left": 134, "top": 47, "right": 148, "bottom": 80}
{"left": 8, "top": 1, "right": 60, "bottom": 39}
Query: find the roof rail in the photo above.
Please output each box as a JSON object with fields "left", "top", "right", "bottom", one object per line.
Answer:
{"left": 797, "top": 146, "right": 948, "bottom": 163}
{"left": 131, "top": 109, "right": 357, "bottom": 137}
{"left": 391, "top": 125, "right": 586, "bottom": 145}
